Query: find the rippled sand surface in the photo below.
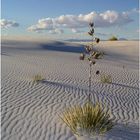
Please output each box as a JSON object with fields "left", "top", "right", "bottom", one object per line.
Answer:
{"left": 1, "top": 40, "right": 139, "bottom": 140}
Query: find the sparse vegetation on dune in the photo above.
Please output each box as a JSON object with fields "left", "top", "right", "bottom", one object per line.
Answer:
{"left": 100, "top": 74, "right": 112, "bottom": 84}
{"left": 33, "top": 74, "right": 45, "bottom": 83}
{"left": 109, "top": 36, "right": 118, "bottom": 41}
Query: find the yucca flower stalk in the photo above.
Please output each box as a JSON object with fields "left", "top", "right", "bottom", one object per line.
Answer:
{"left": 80, "top": 22, "right": 101, "bottom": 102}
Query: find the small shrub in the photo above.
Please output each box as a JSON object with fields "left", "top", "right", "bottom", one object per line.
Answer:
{"left": 33, "top": 74, "right": 45, "bottom": 83}
{"left": 100, "top": 74, "right": 112, "bottom": 84}
{"left": 109, "top": 36, "right": 118, "bottom": 41}
{"left": 59, "top": 102, "right": 114, "bottom": 137}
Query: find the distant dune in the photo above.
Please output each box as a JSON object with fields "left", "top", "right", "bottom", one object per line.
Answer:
{"left": 1, "top": 40, "right": 139, "bottom": 140}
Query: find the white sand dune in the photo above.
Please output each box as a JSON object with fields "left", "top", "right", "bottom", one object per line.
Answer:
{"left": 1, "top": 40, "right": 139, "bottom": 140}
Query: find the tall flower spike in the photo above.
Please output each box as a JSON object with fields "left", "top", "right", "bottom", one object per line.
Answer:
{"left": 79, "top": 22, "right": 101, "bottom": 102}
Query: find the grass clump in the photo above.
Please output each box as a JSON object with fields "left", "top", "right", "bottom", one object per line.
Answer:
{"left": 109, "top": 36, "right": 118, "bottom": 41}
{"left": 60, "top": 102, "right": 114, "bottom": 137}
{"left": 33, "top": 74, "right": 45, "bottom": 83}
{"left": 100, "top": 74, "right": 112, "bottom": 84}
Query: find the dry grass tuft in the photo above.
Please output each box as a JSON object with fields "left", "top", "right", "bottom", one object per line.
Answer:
{"left": 59, "top": 102, "right": 114, "bottom": 136}
{"left": 33, "top": 74, "right": 45, "bottom": 83}
{"left": 100, "top": 74, "right": 112, "bottom": 84}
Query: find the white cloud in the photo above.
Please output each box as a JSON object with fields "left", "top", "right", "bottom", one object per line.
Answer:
{"left": 0, "top": 19, "right": 19, "bottom": 28}
{"left": 27, "top": 18, "right": 54, "bottom": 32}
{"left": 28, "top": 10, "right": 133, "bottom": 33}
{"left": 122, "top": 8, "right": 139, "bottom": 16}
{"left": 49, "top": 28, "right": 64, "bottom": 34}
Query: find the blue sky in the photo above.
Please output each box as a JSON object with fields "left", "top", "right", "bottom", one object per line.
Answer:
{"left": 1, "top": 0, "right": 139, "bottom": 40}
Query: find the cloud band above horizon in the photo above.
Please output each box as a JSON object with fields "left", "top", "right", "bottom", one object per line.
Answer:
{"left": 27, "top": 10, "right": 133, "bottom": 34}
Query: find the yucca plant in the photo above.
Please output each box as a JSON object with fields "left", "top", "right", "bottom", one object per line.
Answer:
{"left": 100, "top": 74, "right": 112, "bottom": 84}
{"left": 60, "top": 102, "right": 114, "bottom": 137}
{"left": 33, "top": 74, "right": 45, "bottom": 83}
{"left": 60, "top": 22, "right": 114, "bottom": 139}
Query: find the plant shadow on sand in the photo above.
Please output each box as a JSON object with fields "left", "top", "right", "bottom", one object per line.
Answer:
{"left": 2, "top": 40, "right": 85, "bottom": 53}
{"left": 40, "top": 80, "right": 83, "bottom": 90}
{"left": 40, "top": 80, "right": 139, "bottom": 93}
{"left": 105, "top": 123, "right": 139, "bottom": 140}
{"left": 40, "top": 41, "right": 85, "bottom": 53}
{"left": 111, "top": 83, "right": 139, "bottom": 90}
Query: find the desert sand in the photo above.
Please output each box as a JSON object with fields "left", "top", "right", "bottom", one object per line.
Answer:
{"left": 1, "top": 40, "right": 139, "bottom": 140}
